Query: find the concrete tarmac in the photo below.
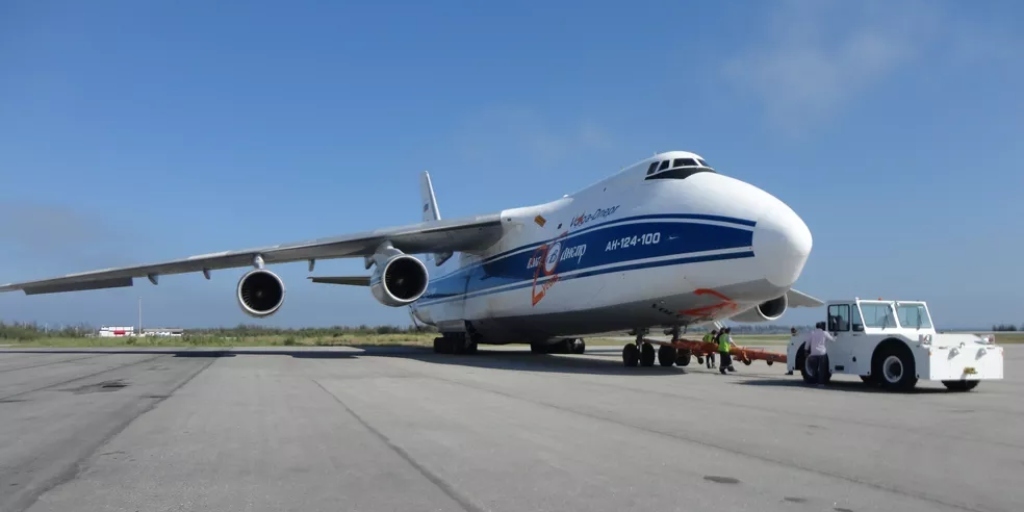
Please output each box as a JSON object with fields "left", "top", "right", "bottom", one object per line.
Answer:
{"left": 0, "top": 344, "right": 1021, "bottom": 512}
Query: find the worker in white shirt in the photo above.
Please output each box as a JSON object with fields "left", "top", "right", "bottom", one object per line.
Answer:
{"left": 805, "top": 321, "right": 834, "bottom": 387}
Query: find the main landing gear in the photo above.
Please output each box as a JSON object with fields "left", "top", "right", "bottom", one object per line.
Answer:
{"left": 623, "top": 327, "right": 689, "bottom": 368}
{"left": 433, "top": 332, "right": 478, "bottom": 355}
{"left": 531, "top": 338, "right": 586, "bottom": 355}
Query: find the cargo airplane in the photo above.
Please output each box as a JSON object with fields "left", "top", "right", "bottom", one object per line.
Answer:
{"left": 0, "top": 151, "right": 822, "bottom": 366}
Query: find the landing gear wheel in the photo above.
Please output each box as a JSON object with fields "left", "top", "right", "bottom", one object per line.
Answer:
{"left": 433, "top": 337, "right": 453, "bottom": 354}
{"left": 622, "top": 343, "right": 639, "bottom": 367}
{"left": 676, "top": 351, "right": 692, "bottom": 367}
{"left": 942, "top": 380, "right": 979, "bottom": 392}
{"left": 571, "top": 338, "right": 586, "bottom": 354}
{"left": 640, "top": 342, "right": 655, "bottom": 367}
{"left": 874, "top": 345, "right": 918, "bottom": 391}
{"left": 531, "top": 341, "right": 548, "bottom": 354}
{"left": 658, "top": 345, "right": 677, "bottom": 367}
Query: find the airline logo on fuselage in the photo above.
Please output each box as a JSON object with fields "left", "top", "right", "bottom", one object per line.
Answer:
{"left": 570, "top": 205, "right": 619, "bottom": 229}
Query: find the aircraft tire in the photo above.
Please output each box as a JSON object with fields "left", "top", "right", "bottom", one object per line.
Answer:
{"left": 531, "top": 341, "right": 548, "bottom": 354}
{"left": 433, "top": 337, "right": 453, "bottom": 354}
{"left": 640, "top": 342, "right": 655, "bottom": 367}
{"left": 572, "top": 339, "right": 586, "bottom": 354}
{"left": 622, "top": 344, "right": 639, "bottom": 367}
{"left": 658, "top": 345, "right": 676, "bottom": 367}
{"left": 676, "top": 352, "right": 692, "bottom": 367}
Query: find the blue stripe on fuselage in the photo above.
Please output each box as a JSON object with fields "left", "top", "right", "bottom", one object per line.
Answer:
{"left": 431, "top": 213, "right": 756, "bottom": 284}
{"left": 416, "top": 218, "right": 755, "bottom": 306}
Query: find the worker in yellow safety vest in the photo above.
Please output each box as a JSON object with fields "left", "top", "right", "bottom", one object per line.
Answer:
{"left": 718, "top": 327, "right": 737, "bottom": 374}
{"left": 702, "top": 329, "right": 717, "bottom": 368}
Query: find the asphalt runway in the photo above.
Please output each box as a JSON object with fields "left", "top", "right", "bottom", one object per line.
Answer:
{"left": 1, "top": 344, "right": 1021, "bottom": 512}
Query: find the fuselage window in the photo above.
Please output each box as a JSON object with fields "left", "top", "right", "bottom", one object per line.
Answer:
{"left": 673, "top": 158, "right": 697, "bottom": 167}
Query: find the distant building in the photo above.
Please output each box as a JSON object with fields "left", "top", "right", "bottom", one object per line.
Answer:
{"left": 142, "top": 328, "right": 184, "bottom": 337}
{"left": 98, "top": 326, "right": 184, "bottom": 337}
{"left": 98, "top": 326, "right": 135, "bottom": 337}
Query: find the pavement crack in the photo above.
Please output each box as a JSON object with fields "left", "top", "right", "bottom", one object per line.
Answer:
{"left": 313, "top": 379, "right": 485, "bottom": 512}
{"left": 0, "top": 354, "right": 169, "bottom": 402}
{"left": 9, "top": 355, "right": 218, "bottom": 512}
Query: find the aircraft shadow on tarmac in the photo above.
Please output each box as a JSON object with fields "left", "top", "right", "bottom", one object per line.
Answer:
{"left": 0, "top": 346, "right": 684, "bottom": 376}
{"left": 387, "top": 347, "right": 688, "bottom": 377}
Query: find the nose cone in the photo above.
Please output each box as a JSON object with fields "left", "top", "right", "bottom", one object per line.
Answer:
{"left": 752, "top": 200, "right": 812, "bottom": 289}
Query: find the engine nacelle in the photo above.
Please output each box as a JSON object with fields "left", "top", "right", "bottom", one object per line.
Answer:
{"left": 236, "top": 269, "right": 286, "bottom": 317}
{"left": 370, "top": 251, "right": 429, "bottom": 307}
{"left": 730, "top": 294, "right": 788, "bottom": 323}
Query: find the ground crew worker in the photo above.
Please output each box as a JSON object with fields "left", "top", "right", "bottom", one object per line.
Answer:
{"left": 718, "top": 327, "right": 737, "bottom": 374}
{"left": 805, "top": 321, "right": 834, "bottom": 387}
{"left": 703, "top": 329, "right": 717, "bottom": 368}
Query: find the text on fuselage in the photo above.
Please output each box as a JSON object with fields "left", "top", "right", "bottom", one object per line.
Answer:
{"left": 527, "top": 242, "right": 588, "bottom": 269}
{"left": 570, "top": 205, "right": 620, "bottom": 228}
{"left": 605, "top": 232, "right": 661, "bottom": 251}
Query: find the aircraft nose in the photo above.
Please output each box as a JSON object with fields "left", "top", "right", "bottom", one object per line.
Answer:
{"left": 752, "top": 199, "right": 812, "bottom": 289}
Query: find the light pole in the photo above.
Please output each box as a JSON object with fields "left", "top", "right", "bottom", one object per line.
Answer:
{"left": 138, "top": 297, "right": 142, "bottom": 335}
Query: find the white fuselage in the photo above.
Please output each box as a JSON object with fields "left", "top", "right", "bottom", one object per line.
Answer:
{"left": 410, "top": 152, "right": 813, "bottom": 344}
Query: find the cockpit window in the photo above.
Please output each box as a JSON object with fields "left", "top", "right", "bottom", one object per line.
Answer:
{"left": 645, "top": 167, "right": 715, "bottom": 181}
{"left": 644, "top": 156, "right": 715, "bottom": 181}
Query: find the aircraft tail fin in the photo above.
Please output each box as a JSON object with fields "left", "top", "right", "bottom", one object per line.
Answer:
{"left": 419, "top": 171, "right": 452, "bottom": 265}
{"left": 420, "top": 171, "right": 441, "bottom": 222}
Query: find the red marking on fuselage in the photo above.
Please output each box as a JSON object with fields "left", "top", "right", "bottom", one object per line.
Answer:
{"left": 531, "top": 231, "right": 568, "bottom": 306}
{"left": 679, "top": 288, "right": 740, "bottom": 320}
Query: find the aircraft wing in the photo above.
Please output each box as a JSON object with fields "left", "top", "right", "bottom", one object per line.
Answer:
{"left": 786, "top": 288, "right": 824, "bottom": 308}
{"left": 0, "top": 214, "right": 503, "bottom": 295}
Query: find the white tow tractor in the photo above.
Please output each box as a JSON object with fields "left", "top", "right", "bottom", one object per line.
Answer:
{"left": 787, "top": 298, "right": 1004, "bottom": 391}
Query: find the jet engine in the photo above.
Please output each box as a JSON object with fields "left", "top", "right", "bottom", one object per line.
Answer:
{"left": 730, "top": 294, "right": 788, "bottom": 323}
{"left": 236, "top": 269, "right": 286, "bottom": 317}
{"left": 370, "top": 249, "right": 429, "bottom": 307}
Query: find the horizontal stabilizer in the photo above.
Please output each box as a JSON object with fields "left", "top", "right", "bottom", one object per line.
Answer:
{"left": 787, "top": 288, "right": 824, "bottom": 308}
{"left": 308, "top": 276, "right": 371, "bottom": 286}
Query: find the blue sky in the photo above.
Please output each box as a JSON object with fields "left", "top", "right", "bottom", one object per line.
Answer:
{"left": 1, "top": 0, "right": 1022, "bottom": 330}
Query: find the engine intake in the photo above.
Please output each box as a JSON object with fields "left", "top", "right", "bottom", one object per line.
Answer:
{"left": 730, "top": 294, "right": 788, "bottom": 323}
{"left": 371, "top": 252, "right": 429, "bottom": 307}
{"left": 236, "top": 269, "right": 286, "bottom": 317}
